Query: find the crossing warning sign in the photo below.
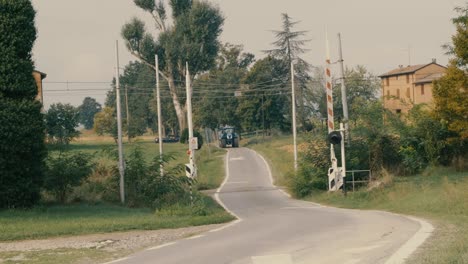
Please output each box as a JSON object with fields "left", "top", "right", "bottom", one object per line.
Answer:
{"left": 189, "top": 137, "right": 199, "bottom": 150}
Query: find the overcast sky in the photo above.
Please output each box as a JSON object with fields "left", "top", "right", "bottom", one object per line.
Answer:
{"left": 31, "top": 0, "right": 465, "bottom": 108}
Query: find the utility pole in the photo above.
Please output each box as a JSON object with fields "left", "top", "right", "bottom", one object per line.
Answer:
{"left": 155, "top": 55, "right": 163, "bottom": 176}
{"left": 125, "top": 85, "right": 130, "bottom": 141}
{"left": 115, "top": 40, "right": 125, "bottom": 204}
{"left": 337, "top": 33, "right": 350, "bottom": 142}
{"left": 186, "top": 62, "right": 196, "bottom": 177}
{"left": 291, "top": 62, "right": 298, "bottom": 171}
{"left": 186, "top": 62, "right": 196, "bottom": 205}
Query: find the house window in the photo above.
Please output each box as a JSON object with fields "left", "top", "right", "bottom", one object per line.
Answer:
{"left": 421, "top": 84, "right": 425, "bottom": 95}
{"left": 406, "top": 88, "right": 410, "bottom": 98}
{"left": 406, "top": 74, "right": 410, "bottom": 84}
{"left": 396, "top": 109, "right": 402, "bottom": 114}
{"left": 397, "top": 89, "right": 400, "bottom": 99}
{"left": 386, "top": 77, "right": 389, "bottom": 86}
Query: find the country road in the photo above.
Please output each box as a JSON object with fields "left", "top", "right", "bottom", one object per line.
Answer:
{"left": 111, "top": 148, "right": 428, "bottom": 264}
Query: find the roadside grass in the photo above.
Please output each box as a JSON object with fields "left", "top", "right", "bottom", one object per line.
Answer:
{"left": 247, "top": 135, "right": 468, "bottom": 263}
{"left": 0, "top": 133, "right": 231, "bottom": 244}
{"left": 0, "top": 248, "right": 122, "bottom": 264}
{"left": 243, "top": 135, "right": 296, "bottom": 186}
{"left": 195, "top": 145, "right": 226, "bottom": 190}
{"left": 0, "top": 197, "right": 233, "bottom": 242}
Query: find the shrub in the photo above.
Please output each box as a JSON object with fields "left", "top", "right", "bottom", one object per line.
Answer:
{"left": 44, "top": 152, "right": 94, "bottom": 203}
{"left": 398, "top": 145, "right": 426, "bottom": 175}
{"left": 289, "top": 133, "right": 329, "bottom": 197}
{"left": 124, "top": 147, "right": 192, "bottom": 209}
{"left": 290, "top": 165, "right": 328, "bottom": 198}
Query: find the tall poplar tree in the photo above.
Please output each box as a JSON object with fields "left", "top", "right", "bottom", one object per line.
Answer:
{"left": 0, "top": 0, "right": 46, "bottom": 208}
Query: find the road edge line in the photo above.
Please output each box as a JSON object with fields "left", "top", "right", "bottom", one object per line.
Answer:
{"left": 251, "top": 148, "right": 433, "bottom": 262}
{"left": 251, "top": 148, "right": 293, "bottom": 198}
{"left": 383, "top": 215, "right": 434, "bottom": 264}
{"left": 214, "top": 149, "right": 243, "bottom": 222}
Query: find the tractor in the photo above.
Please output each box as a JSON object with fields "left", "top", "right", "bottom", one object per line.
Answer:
{"left": 218, "top": 126, "right": 239, "bottom": 148}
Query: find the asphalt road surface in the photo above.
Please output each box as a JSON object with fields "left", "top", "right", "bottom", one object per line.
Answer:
{"left": 112, "top": 148, "right": 428, "bottom": 264}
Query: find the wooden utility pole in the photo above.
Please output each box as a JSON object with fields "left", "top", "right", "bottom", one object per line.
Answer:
{"left": 115, "top": 40, "right": 125, "bottom": 204}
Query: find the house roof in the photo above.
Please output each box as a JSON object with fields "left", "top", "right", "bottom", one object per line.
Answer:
{"left": 33, "top": 70, "right": 47, "bottom": 79}
{"left": 414, "top": 73, "right": 445, "bottom": 84}
{"left": 379, "top": 62, "right": 446, "bottom": 78}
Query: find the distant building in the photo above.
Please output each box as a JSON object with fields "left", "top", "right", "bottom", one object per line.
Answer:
{"left": 32, "top": 70, "right": 47, "bottom": 106}
{"left": 379, "top": 61, "right": 446, "bottom": 114}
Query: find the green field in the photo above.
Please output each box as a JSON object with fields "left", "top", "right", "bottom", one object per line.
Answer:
{"left": 0, "top": 135, "right": 232, "bottom": 263}
{"left": 0, "top": 135, "right": 232, "bottom": 238}
{"left": 247, "top": 135, "right": 468, "bottom": 263}
{"left": 0, "top": 198, "right": 233, "bottom": 242}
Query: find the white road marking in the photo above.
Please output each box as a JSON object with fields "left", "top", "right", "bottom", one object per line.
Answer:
{"left": 102, "top": 257, "right": 130, "bottom": 264}
{"left": 209, "top": 219, "right": 242, "bottom": 233}
{"left": 252, "top": 254, "right": 293, "bottom": 264}
{"left": 230, "top": 157, "right": 245, "bottom": 161}
{"left": 384, "top": 216, "right": 434, "bottom": 264}
{"left": 185, "top": 234, "right": 205, "bottom": 240}
{"left": 279, "top": 188, "right": 292, "bottom": 198}
{"left": 225, "top": 181, "right": 248, "bottom": 184}
{"left": 145, "top": 242, "right": 176, "bottom": 251}
{"left": 213, "top": 149, "right": 243, "bottom": 221}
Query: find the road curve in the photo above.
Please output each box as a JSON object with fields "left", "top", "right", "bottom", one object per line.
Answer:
{"left": 111, "top": 148, "right": 425, "bottom": 264}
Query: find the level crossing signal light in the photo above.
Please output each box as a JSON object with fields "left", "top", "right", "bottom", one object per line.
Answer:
{"left": 328, "top": 131, "right": 342, "bottom": 145}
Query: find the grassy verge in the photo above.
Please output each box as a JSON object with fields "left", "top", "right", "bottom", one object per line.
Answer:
{"left": 247, "top": 135, "right": 468, "bottom": 263}
{"left": 0, "top": 248, "right": 123, "bottom": 264}
{"left": 0, "top": 134, "right": 231, "bottom": 263}
{"left": 243, "top": 135, "right": 297, "bottom": 186}
{"left": 0, "top": 197, "right": 233, "bottom": 242}
{"left": 195, "top": 145, "right": 226, "bottom": 190}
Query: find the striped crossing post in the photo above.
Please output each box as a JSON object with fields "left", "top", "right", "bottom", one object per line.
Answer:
{"left": 325, "top": 34, "right": 334, "bottom": 133}
{"left": 325, "top": 33, "right": 339, "bottom": 191}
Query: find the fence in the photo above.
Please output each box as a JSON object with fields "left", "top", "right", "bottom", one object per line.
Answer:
{"left": 345, "top": 170, "right": 372, "bottom": 192}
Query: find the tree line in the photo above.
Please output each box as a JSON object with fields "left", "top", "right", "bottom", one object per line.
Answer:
{"left": 1, "top": 0, "right": 466, "bottom": 208}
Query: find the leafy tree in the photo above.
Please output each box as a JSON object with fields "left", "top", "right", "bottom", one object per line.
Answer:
{"left": 266, "top": 13, "right": 311, "bottom": 129}
{"left": 45, "top": 103, "right": 80, "bottom": 145}
{"left": 433, "top": 65, "right": 468, "bottom": 139}
{"left": 78, "top": 97, "right": 101, "bottom": 130}
{"left": 0, "top": 0, "right": 46, "bottom": 208}
{"left": 44, "top": 152, "right": 93, "bottom": 203}
{"left": 194, "top": 43, "right": 255, "bottom": 130}
{"left": 309, "top": 65, "right": 380, "bottom": 129}
{"left": 236, "top": 57, "right": 289, "bottom": 132}
{"left": 433, "top": 5, "right": 468, "bottom": 167}
{"left": 121, "top": 0, "right": 224, "bottom": 132}
{"left": 106, "top": 62, "right": 160, "bottom": 139}
{"left": 333, "top": 66, "right": 380, "bottom": 124}
{"left": 94, "top": 107, "right": 118, "bottom": 140}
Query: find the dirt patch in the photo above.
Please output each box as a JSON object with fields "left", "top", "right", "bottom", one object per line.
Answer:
{"left": 0, "top": 224, "right": 225, "bottom": 253}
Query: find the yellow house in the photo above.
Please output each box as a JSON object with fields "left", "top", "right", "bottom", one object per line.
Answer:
{"left": 379, "top": 61, "right": 446, "bottom": 114}
{"left": 32, "top": 70, "right": 46, "bottom": 106}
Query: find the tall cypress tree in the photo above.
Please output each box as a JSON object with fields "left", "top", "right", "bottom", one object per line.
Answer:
{"left": 0, "top": 0, "right": 46, "bottom": 208}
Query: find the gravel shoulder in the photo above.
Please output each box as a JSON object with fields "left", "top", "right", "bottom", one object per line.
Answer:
{"left": 0, "top": 224, "right": 226, "bottom": 253}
